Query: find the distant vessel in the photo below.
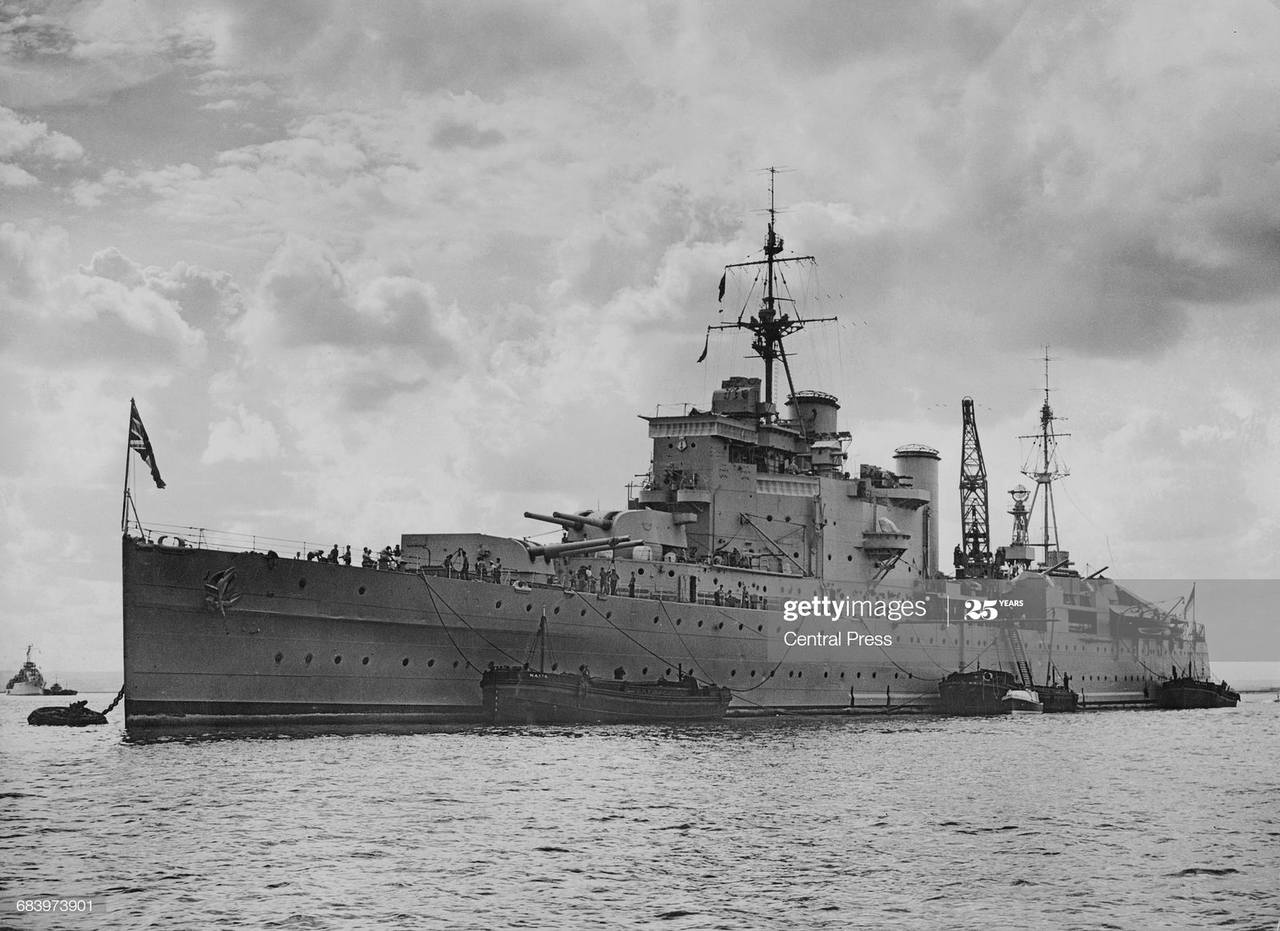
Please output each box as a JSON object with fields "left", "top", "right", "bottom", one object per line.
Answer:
{"left": 118, "top": 175, "right": 1217, "bottom": 731}
{"left": 5, "top": 645, "right": 46, "bottom": 696}
{"left": 43, "top": 683, "right": 78, "bottom": 696}
{"left": 480, "top": 613, "right": 731, "bottom": 723}
{"left": 1155, "top": 665, "right": 1239, "bottom": 709}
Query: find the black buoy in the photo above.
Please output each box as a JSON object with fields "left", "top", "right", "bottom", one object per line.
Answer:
{"left": 27, "top": 699, "right": 109, "bottom": 727}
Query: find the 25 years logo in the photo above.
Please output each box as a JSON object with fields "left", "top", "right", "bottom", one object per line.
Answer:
{"left": 962, "top": 598, "right": 1024, "bottom": 621}
{"left": 963, "top": 599, "right": 998, "bottom": 621}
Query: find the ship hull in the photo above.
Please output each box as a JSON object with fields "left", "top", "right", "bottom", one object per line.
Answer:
{"left": 6, "top": 682, "right": 44, "bottom": 697}
{"left": 121, "top": 538, "right": 1210, "bottom": 732}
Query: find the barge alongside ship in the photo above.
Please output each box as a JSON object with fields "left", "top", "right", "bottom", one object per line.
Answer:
{"left": 119, "top": 179, "right": 1217, "bottom": 731}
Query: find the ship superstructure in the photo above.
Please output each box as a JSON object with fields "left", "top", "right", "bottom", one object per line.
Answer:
{"left": 119, "top": 179, "right": 1213, "bottom": 730}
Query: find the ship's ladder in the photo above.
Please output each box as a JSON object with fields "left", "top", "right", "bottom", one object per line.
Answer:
{"left": 1001, "top": 625, "right": 1035, "bottom": 688}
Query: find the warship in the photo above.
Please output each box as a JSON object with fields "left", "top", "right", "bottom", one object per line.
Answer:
{"left": 119, "top": 177, "right": 1214, "bottom": 730}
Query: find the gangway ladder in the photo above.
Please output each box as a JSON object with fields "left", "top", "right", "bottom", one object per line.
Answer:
{"left": 1001, "top": 625, "right": 1035, "bottom": 688}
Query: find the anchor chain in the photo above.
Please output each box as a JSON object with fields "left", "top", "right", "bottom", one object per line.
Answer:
{"left": 99, "top": 685, "right": 125, "bottom": 716}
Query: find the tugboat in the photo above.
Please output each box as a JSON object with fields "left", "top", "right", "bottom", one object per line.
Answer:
{"left": 1155, "top": 663, "right": 1239, "bottom": 709}
{"left": 5, "top": 645, "right": 46, "bottom": 696}
{"left": 481, "top": 612, "right": 732, "bottom": 724}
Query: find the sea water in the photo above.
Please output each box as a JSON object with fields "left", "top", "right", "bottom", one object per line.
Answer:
{"left": 1, "top": 694, "right": 1277, "bottom": 930}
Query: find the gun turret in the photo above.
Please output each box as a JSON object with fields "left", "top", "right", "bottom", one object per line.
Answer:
{"left": 524, "top": 536, "right": 641, "bottom": 561}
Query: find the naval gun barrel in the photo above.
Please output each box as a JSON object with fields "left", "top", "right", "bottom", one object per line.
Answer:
{"left": 552, "top": 511, "right": 613, "bottom": 531}
{"left": 524, "top": 511, "right": 583, "bottom": 530}
{"left": 525, "top": 536, "right": 640, "bottom": 561}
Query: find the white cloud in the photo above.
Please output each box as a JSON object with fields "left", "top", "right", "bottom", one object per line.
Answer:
{"left": 203, "top": 406, "right": 282, "bottom": 464}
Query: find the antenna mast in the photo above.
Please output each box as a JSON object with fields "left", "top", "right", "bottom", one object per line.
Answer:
{"left": 1020, "top": 349, "right": 1070, "bottom": 568}
{"left": 708, "top": 168, "right": 834, "bottom": 415}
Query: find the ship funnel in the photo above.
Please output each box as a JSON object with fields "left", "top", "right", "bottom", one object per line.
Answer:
{"left": 893, "top": 444, "right": 941, "bottom": 577}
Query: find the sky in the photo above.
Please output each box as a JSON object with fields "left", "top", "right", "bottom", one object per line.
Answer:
{"left": 3, "top": 0, "right": 1280, "bottom": 672}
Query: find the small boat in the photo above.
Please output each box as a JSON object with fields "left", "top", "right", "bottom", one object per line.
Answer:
{"left": 1155, "top": 665, "right": 1239, "bottom": 709}
{"left": 1035, "top": 683, "right": 1079, "bottom": 713}
{"left": 43, "top": 683, "right": 78, "bottom": 696}
{"left": 480, "top": 612, "right": 732, "bottom": 724}
{"left": 1000, "top": 688, "right": 1043, "bottom": 714}
{"left": 28, "top": 700, "right": 108, "bottom": 727}
{"left": 5, "top": 645, "right": 46, "bottom": 696}
{"left": 938, "top": 668, "right": 1064, "bottom": 715}
{"left": 937, "top": 668, "right": 1020, "bottom": 716}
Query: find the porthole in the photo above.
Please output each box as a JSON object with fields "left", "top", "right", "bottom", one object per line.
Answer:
{"left": 766, "top": 515, "right": 773, "bottom": 521}
{"left": 676, "top": 619, "right": 682, "bottom": 626}
{"left": 638, "top": 568, "right": 645, "bottom": 575}
{"left": 334, "top": 655, "right": 342, "bottom": 664}
{"left": 526, "top": 604, "right": 532, "bottom": 612}
{"left": 362, "top": 656, "right": 370, "bottom": 665}
{"left": 856, "top": 672, "right": 861, "bottom": 678}
{"left": 274, "top": 652, "right": 283, "bottom": 664}
{"left": 840, "top": 672, "right": 845, "bottom": 679}
{"left": 495, "top": 600, "right": 503, "bottom": 609}
{"left": 402, "top": 658, "right": 410, "bottom": 666}
{"left": 580, "top": 609, "right": 586, "bottom": 617}
{"left": 554, "top": 606, "right": 560, "bottom": 614}
{"left": 427, "top": 659, "right": 435, "bottom": 667}
{"left": 665, "top": 668, "right": 672, "bottom": 676}
{"left": 824, "top": 671, "right": 829, "bottom": 678}
{"left": 847, "top": 555, "right": 853, "bottom": 561}
{"left": 606, "top": 611, "right": 612, "bottom": 619}
{"left": 358, "top": 586, "right": 366, "bottom": 595}
{"left": 642, "top": 667, "right": 649, "bottom": 675}
{"left": 798, "top": 671, "right": 803, "bottom": 678}
{"left": 757, "top": 625, "right": 763, "bottom": 632}
{"left": 298, "top": 578, "right": 307, "bottom": 589}
{"left": 750, "top": 670, "right": 756, "bottom": 677}
{"left": 730, "top": 669, "right": 737, "bottom": 677}
{"left": 453, "top": 660, "right": 459, "bottom": 668}
{"left": 696, "top": 620, "right": 702, "bottom": 627}
{"left": 304, "top": 653, "right": 313, "bottom": 664}
{"left": 551, "top": 663, "right": 559, "bottom": 671}
{"left": 788, "top": 670, "right": 794, "bottom": 678}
